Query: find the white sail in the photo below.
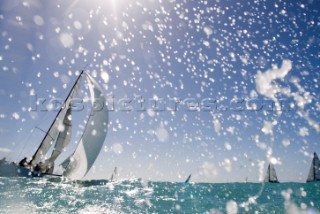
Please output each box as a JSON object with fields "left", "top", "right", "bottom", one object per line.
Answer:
{"left": 61, "top": 72, "right": 108, "bottom": 179}
{"left": 307, "top": 152, "right": 320, "bottom": 182}
{"left": 43, "top": 108, "right": 72, "bottom": 169}
{"left": 30, "top": 75, "right": 82, "bottom": 167}
{"left": 264, "top": 164, "right": 279, "bottom": 183}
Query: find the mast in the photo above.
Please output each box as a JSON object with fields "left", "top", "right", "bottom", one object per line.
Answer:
{"left": 268, "top": 164, "right": 270, "bottom": 182}
{"left": 29, "top": 70, "right": 84, "bottom": 166}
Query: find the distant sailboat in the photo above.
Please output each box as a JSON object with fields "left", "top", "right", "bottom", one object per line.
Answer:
{"left": 0, "top": 71, "right": 108, "bottom": 179}
{"left": 306, "top": 152, "right": 320, "bottom": 182}
{"left": 184, "top": 174, "right": 191, "bottom": 183}
{"left": 264, "top": 163, "right": 279, "bottom": 183}
{"left": 109, "top": 167, "right": 118, "bottom": 182}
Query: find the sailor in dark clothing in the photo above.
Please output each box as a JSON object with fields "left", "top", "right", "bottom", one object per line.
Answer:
{"left": 34, "top": 162, "right": 48, "bottom": 173}
{"left": 19, "top": 157, "right": 29, "bottom": 168}
{"left": 34, "top": 162, "right": 43, "bottom": 172}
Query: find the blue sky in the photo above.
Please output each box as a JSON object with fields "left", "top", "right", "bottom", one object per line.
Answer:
{"left": 0, "top": 0, "right": 319, "bottom": 182}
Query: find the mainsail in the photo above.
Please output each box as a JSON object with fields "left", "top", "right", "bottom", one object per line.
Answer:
{"left": 264, "top": 163, "right": 279, "bottom": 183}
{"left": 61, "top": 72, "right": 108, "bottom": 179}
{"left": 307, "top": 152, "right": 320, "bottom": 182}
{"left": 29, "top": 71, "right": 83, "bottom": 167}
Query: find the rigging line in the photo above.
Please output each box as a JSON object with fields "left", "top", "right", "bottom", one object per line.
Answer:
{"left": 22, "top": 126, "right": 58, "bottom": 161}
{"left": 36, "top": 127, "right": 54, "bottom": 140}
{"left": 17, "top": 79, "right": 70, "bottom": 161}
{"left": 35, "top": 89, "right": 70, "bottom": 128}
{"left": 16, "top": 127, "right": 36, "bottom": 161}
{"left": 82, "top": 63, "right": 89, "bottom": 71}
{"left": 18, "top": 116, "right": 54, "bottom": 161}
{"left": 29, "top": 70, "right": 84, "bottom": 165}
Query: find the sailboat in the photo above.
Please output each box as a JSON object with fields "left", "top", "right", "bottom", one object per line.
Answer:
{"left": 306, "top": 152, "right": 320, "bottom": 182}
{"left": 264, "top": 163, "right": 279, "bottom": 183}
{"left": 184, "top": 174, "right": 191, "bottom": 184}
{"left": 109, "top": 167, "right": 118, "bottom": 182}
{"left": 0, "top": 71, "right": 108, "bottom": 180}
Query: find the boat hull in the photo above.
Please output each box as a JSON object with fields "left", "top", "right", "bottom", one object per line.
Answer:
{"left": 306, "top": 180, "right": 320, "bottom": 183}
{"left": 0, "top": 164, "right": 43, "bottom": 177}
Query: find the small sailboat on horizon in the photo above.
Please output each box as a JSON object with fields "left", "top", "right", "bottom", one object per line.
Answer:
{"left": 306, "top": 152, "right": 320, "bottom": 182}
{"left": 184, "top": 174, "right": 191, "bottom": 184}
{"left": 264, "top": 163, "right": 279, "bottom": 183}
{"left": 109, "top": 167, "right": 118, "bottom": 182}
{"left": 0, "top": 71, "right": 109, "bottom": 180}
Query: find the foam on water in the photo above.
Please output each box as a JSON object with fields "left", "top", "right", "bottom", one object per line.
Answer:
{"left": 1, "top": 177, "right": 319, "bottom": 213}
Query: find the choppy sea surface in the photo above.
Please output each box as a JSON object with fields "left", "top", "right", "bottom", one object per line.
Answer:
{"left": 0, "top": 177, "right": 319, "bottom": 213}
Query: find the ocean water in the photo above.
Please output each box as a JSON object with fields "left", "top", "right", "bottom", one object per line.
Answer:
{"left": 0, "top": 177, "right": 319, "bottom": 213}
